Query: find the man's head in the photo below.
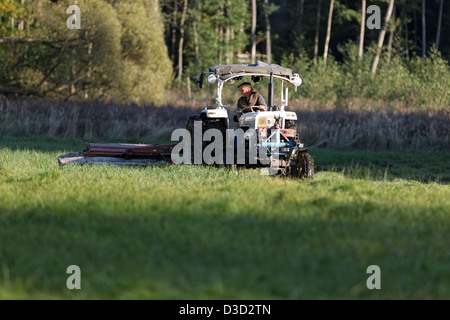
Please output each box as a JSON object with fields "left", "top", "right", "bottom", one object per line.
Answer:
{"left": 238, "top": 82, "right": 253, "bottom": 97}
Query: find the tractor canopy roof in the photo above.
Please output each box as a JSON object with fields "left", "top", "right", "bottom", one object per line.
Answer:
{"left": 210, "top": 61, "right": 294, "bottom": 80}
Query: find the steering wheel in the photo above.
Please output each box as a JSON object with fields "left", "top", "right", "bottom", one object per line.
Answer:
{"left": 242, "top": 106, "right": 262, "bottom": 113}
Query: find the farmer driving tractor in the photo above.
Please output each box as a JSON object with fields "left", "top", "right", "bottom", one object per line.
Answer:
{"left": 233, "top": 82, "right": 267, "bottom": 122}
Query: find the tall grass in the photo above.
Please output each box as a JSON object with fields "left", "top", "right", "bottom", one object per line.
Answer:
{"left": 294, "top": 106, "right": 449, "bottom": 151}
{"left": 0, "top": 97, "right": 198, "bottom": 143}
{"left": 1, "top": 96, "right": 448, "bottom": 151}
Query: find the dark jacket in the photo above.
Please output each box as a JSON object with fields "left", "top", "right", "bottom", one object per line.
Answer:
{"left": 234, "top": 91, "right": 267, "bottom": 121}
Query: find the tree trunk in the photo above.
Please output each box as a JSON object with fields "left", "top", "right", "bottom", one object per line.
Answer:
{"left": 229, "top": 27, "right": 235, "bottom": 64}
{"left": 217, "top": 4, "right": 224, "bottom": 64}
{"left": 251, "top": 0, "right": 257, "bottom": 64}
{"left": 238, "top": 23, "right": 244, "bottom": 56}
{"left": 226, "top": 26, "right": 232, "bottom": 64}
{"left": 177, "top": 0, "right": 188, "bottom": 83}
{"left": 422, "top": 0, "right": 426, "bottom": 59}
{"left": 313, "top": 0, "right": 322, "bottom": 65}
{"left": 358, "top": 0, "right": 366, "bottom": 59}
{"left": 387, "top": 6, "right": 396, "bottom": 63}
{"left": 370, "top": 0, "right": 395, "bottom": 74}
{"left": 263, "top": 0, "right": 272, "bottom": 63}
{"left": 18, "top": 0, "right": 25, "bottom": 30}
{"left": 85, "top": 41, "right": 92, "bottom": 99}
{"left": 35, "top": 0, "right": 42, "bottom": 13}
{"left": 33, "top": 0, "right": 43, "bottom": 27}
{"left": 436, "top": 0, "right": 443, "bottom": 51}
{"left": 323, "top": 0, "right": 334, "bottom": 66}
{"left": 219, "top": 25, "right": 224, "bottom": 64}
{"left": 402, "top": 7, "right": 409, "bottom": 61}
{"left": 187, "top": 76, "right": 191, "bottom": 99}
{"left": 193, "top": 17, "right": 200, "bottom": 70}
{"left": 171, "top": 0, "right": 178, "bottom": 64}
{"left": 70, "top": 49, "right": 76, "bottom": 98}
{"left": 297, "top": 0, "right": 304, "bottom": 54}
{"left": 225, "top": 0, "right": 233, "bottom": 64}
{"left": 413, "top": 7, "right": 417, "bottom": 50}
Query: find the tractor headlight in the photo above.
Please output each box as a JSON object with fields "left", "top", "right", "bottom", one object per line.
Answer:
{"left": 292, "top": 74, "right": 302, "bottom": 86}
{"left": 208, "top": 75, "right": 217, "bottom": 84}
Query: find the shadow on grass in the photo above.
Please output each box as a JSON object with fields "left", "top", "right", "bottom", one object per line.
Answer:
{"left": 0, "top": 135, "right": 87, "bottom": 153}
{"left": 310, "top": 148, "right": 450, "bottom": 184}
{"left": 0, "top": 202, "right": 449, "bottom": 299}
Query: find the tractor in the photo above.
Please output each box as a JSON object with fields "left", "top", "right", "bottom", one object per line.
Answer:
{"left": 58, "top": 61, "right": 314, "bottom": 179}
{"left": 185, "top": 61, "right": 314, "bottom": 179}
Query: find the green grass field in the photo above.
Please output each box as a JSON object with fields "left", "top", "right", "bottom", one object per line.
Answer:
{"left": 0, "top": 135, "right": 449, "bottom": 299}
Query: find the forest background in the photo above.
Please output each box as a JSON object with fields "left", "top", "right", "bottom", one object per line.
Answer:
{"left": 0, "top": 0, "right": 448, "bottom": 110}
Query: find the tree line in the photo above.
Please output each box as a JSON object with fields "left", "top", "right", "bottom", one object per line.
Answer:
{"left": 0, "top": 0, "right": 448, "bottom": 105}
{"left": 163, "top": 0, "right": 448, "bottom": 80}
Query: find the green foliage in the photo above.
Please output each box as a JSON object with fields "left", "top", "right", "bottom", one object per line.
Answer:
{"left": 167, "top": 0, "right": 450, "bottom": 108}
{"left": 334, "top": 1, "right": 360, "bottom": 24}
{"left": 0, "top": 0, "right": 172, "bottom": 104}
{"left": 162, "top": 0, "right": 251, "bottom": 79}
{"left": 113, "top": 0, "right": 172, "bottom": 104}
{"left": 0, "top": 0, "right": 37, "bottom": 88}
{"left": 0, "top": 0, "right": 30, "bottom": 36}
{"left": 1, "top": 0, "right": 449, "bottom": 108}
{"left": 283, "top": 43, "right": 450, "bottom": 111}
{"left": 407, "top": 47, "right": 450, "bottom": 109}
{"left": 60, "top": 0, "right": 124, "bottom": 98}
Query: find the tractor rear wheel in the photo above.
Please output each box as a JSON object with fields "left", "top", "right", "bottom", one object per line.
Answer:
{"left": 297, "top": 153, "right": 314, "bottom": 179}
